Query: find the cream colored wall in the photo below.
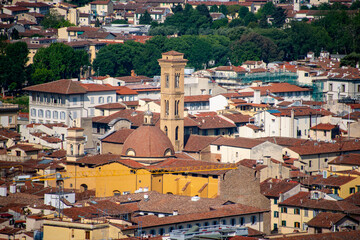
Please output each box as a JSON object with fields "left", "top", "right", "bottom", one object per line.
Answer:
{"left": 279, "top": 205, "right": 313, "bottom": 234}
{"left": 101, "top": 142, "right": 124, "bottom": 155}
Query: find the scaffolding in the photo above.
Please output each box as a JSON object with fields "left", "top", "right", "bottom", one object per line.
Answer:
{"left": 240, "top": 71, "right": 298, "bottom": 85}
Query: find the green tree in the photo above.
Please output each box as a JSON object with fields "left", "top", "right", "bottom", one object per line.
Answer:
{"left": 111, "top": 19, "right": 128, "bottom": 24}
{"left": 212, "top": 18, "right": 228, "bottom": 29}
{"left": 41, "top": 11, "right": 74, "bottom": 29}
{"left": 139, "top": 11, "right": 153, "bottom": 24}
{"left": 227, "top": 5, "right": 241, "bottom": 18}
{"left": 258, "top": 2, "right": 276, "bottom": 17}
{"left": 243, "top": 12, "right": 257, "bottom": 26}
{"left": 230, "top": 32, "right": 282, "bottom": 64}
{"left": 0, "top": 41, "right": 28, "bottom": 93}
{"left": 350, "top": 0, "right": 360, "bottom": 9}
{"left": 93, "top": 43, "right": 136, "bottom": 77}
{"left": 172, "top": 4, "right": 183, "bottom": 13}
{"left": 219, "top": 5, "right": 228, "bottom": 16}
{"left": 210, "top": 5, "right": 219, "bottom": 12}
{"left": 271, "top": 7, "right": 286, "bottom": 28}
{"left": 32, "top": 43, "right": 89, "bottom": 83}
{"left": 238, "top": 6, "right": 249, "bottom": 19}
{"left": 341, "top": 52, "right": 360, "bottom": 67}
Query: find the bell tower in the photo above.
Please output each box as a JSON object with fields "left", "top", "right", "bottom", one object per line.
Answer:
{"left": 158, "top": 51, "right": 187, "bottom": 152}
{"left": 66, "top": 127, "right": 86, "bottom": 162}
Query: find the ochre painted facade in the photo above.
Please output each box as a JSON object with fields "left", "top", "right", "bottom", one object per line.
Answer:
{"left": 52, "top": 161, "right": 221, "bottom": 198}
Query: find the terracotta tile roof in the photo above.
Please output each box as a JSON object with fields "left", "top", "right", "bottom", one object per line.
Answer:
{"left": 3, "top": 6, "right": 29, "bottom": 12}
{"left": 107, "top": 86, "right": 138, "bottom": 95}
{"left": 258, "top": 136, "right": 308, "bottom": 147}
{"left": 222, "top": 113, "right": 252, "bottom": 124}
{"left": 184, "top": 116, "right": 199, "bottom": 127}
{"left": 301, "top": 174, "right": 355, "bottom": 187}
{"left": 92, "top": 109, "right": 160, "bottom": 127}
{"left": 245, "top": 124, "right": 261, "bottom": 130}
{"left": 79, "top": 83, "right": 115, "bottom": 92}
{"left": 123, "top": 101, "right": 139, "bottom": 107}
{"left": 192, "top": 115, "right": 236, "bottom": 129}
{"left": 306, "top": 212, "right": 348, "bottom": 228}
{"left": 329, "top": 153, "right": 360, "bottom": 166}
{"left": 183, "top": 135, "right": 220, "bottom": 152}
{"left": 342, "top": 111, "right": 360, "bottom": 120}
{"left": 279, "top": 192, "right": 360, "bottom": 213}
{"left": 0, "top": 226, "right": 22, "bottom": 235}
{"left": 90, "top": 0, "right": 111, "bottom": 4}
{"left": 8, "top": 144, "right": 40, "bottom": 152}
{"left": 162, "top": 50, "right": 183, "bottom": 56}
{"left": 95, "top": 102, "right": 126, "bottom": 110}
{"left": 272, "top": 230, "right": 360, "bottom": 240}
{"left": 310, "top": 123, "right": 337, "bottom": 130}
{"left": 0, "top": 128, "right": 20, "bottom": 139}
{"left": 23, "top": 79, "right": 87, "bottom": 94}
{"left": 271, "top": 106, "right": 333, "bottom": 117}
{"left": 148, "top": 158, "right": 236, "bottom": 175}
{"left": 260, "top": 178, "right": 299, "bottom": 198}
{"left": 345, "top": 191, "right": 360, "bottom": 206}
{"left": 16, "top": 1, "right": 50, "bottom": 7}
{"left": 115, "top": 75, "right": 153, "bottom": 84}
{"left": 129, "top": 203, "right": 267, "bottom": 228}
{"left": 243, "top": 61, "right": 263, "bottom": 65}
{"left": 288, "top": 139, "right": 360, "bottom": 156}
{"left": 211, "top": 137, "right": 265, "bottom": 149}
{"left": 0, "top": 193, "right": 43, "bottom": 207}
{"left": 220, "top": 92, "right": 242, "bottom": 99}
{"left": 184, "top": 95, "right": 211, "bottom": 103}
{"left": 214, "top": 66, "right": 247, "bottom": 73}
{"left": 249, "top": 68, "right": 267, "bottom": 73}
{"left": 238, "top": 159, "right": 267, "bottom": 171}
{"left": 101, "top": 129, "right": 135, "bottom": 144}
{"left": 250, "top": 82, "right": 310, "bottom": 94}
{"left": 75, "top": 153, "right": 122, "bottom": 165}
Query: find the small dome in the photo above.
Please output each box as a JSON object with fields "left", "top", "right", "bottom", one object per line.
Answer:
{"left": 121, "top": 125, "right": 174, "bottom": 159}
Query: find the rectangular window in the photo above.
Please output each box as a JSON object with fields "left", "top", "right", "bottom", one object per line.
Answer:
{"left": 85, "top": 231, "right": 90, "bottom": 240}
{"left": 281, "top": 220, "right": 286, "bottom": 227}
{"left": 294, "top": 208, "right": 300, "bottom": 215}
{"left": 341, "top": 84, "right": 346, "bottom": 92}
{"left": 329, "top": 83, "right": 333, "bottom": 91}
{"left": 304, "top": 209, "right": 308, "bottom": 217}
{"left": 294, "top": 222, "right": 300, "bottom": 228}
{"left": 73, "top": 97, "right": 78, "bottom": 105}
{"left": 274, "top": 198, "right": 278, "bottom": 204}
{"left": 251, "top": 216, "right": 256, "bottom": 224}
{"left": 350, "top": 187, "right": 355, "bottom": 194}
{"left": 274, "top": 211, "right": 279, "bottom": 218}
{"left": 165, "top": 74, "right": 169, "bottom": 88}
{"left": 281, "top": 207, "right": 287, "bottom": 213}
{"left": 309, "top": 161, "right": 312, "bottom": 168}
{"left": 90, "top": 97, "right": 94, "bottom": 104}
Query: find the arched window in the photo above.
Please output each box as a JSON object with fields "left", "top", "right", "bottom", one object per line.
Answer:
{"left": 99, "top": 97, "right": 104, "bottom": 104}
{"left": 38, "top": 109, "right": 44, "bottom": 118}
{"left": 159, "top": 228, "right": 165, "bottom": 235}
{"left": 175, "top": 126, "right": 179, "bottom": 141}
{"left": 78, "top": 144, "right": 81, "bottom": 154}
{"left": 107, "top": 96, "right": 112, "bottom": 103}
{"left": 45, "top": 110, "right": 51, "bottom": 118}
{"left": 175, "top": 73, "right": 180, "bottom": 88}
{"left": 164, "top": 126, "right": 168, "bottom": 136}
{"left": 80, "top": 184, "right": 88, "bottom": 192}
{"left": 60, "top": 111, "right": 66, "bottom": 120}
{"left": 150, "top": 229, "right": 156, "bottom": 236}
{"left": 70, "top": 144, "right": 74, "bottom": 155}
{"left": 53, "top": 111, "right": 58, "bottom": 119}
{"left": 31, "top": 109, "right": 36, "bottom": 117}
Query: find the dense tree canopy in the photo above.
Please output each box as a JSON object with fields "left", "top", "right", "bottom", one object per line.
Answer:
{"left": 32, "top": 43, "right": 89, "bottom": 84}
{"left": 41, "top": 11, "right": 74, "bottom": 29}
{"left": 0, "top": 42, "right": 28, "bottom": 93}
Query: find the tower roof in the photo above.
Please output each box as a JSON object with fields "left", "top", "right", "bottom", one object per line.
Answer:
{"left": 162, "top": 50, "right": 184, "bottom": 56}
{"left": 121, "top": 125, "right": 174, "bottom": 159}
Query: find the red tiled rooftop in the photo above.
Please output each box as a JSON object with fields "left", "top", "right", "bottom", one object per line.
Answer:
{"left": 211, "top": 137, "right": 265, "bottom": 149}
{"left": 184, "top": 95, "right": 211, "bottom": 103}
{"left": 329, "top": 153, "right": 360, "bottom": 166}
{"left": 310, "top": 123, "right": 337, "bottom": 131}
{"left": 95, "top": 102, "right": 126, "bottom": 110}
{"left": 101, "top": 129, "right": 134, "bottom": 144}
{"left": 183, "top": 135, "right": 220, "bottom": 152}
{"left": 260, "top": 178, "right": 299, "bottom": 198}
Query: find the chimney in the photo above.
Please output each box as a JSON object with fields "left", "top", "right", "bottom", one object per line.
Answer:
{"left": 173, "top": 210, "right": 178, "bottom": 216}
